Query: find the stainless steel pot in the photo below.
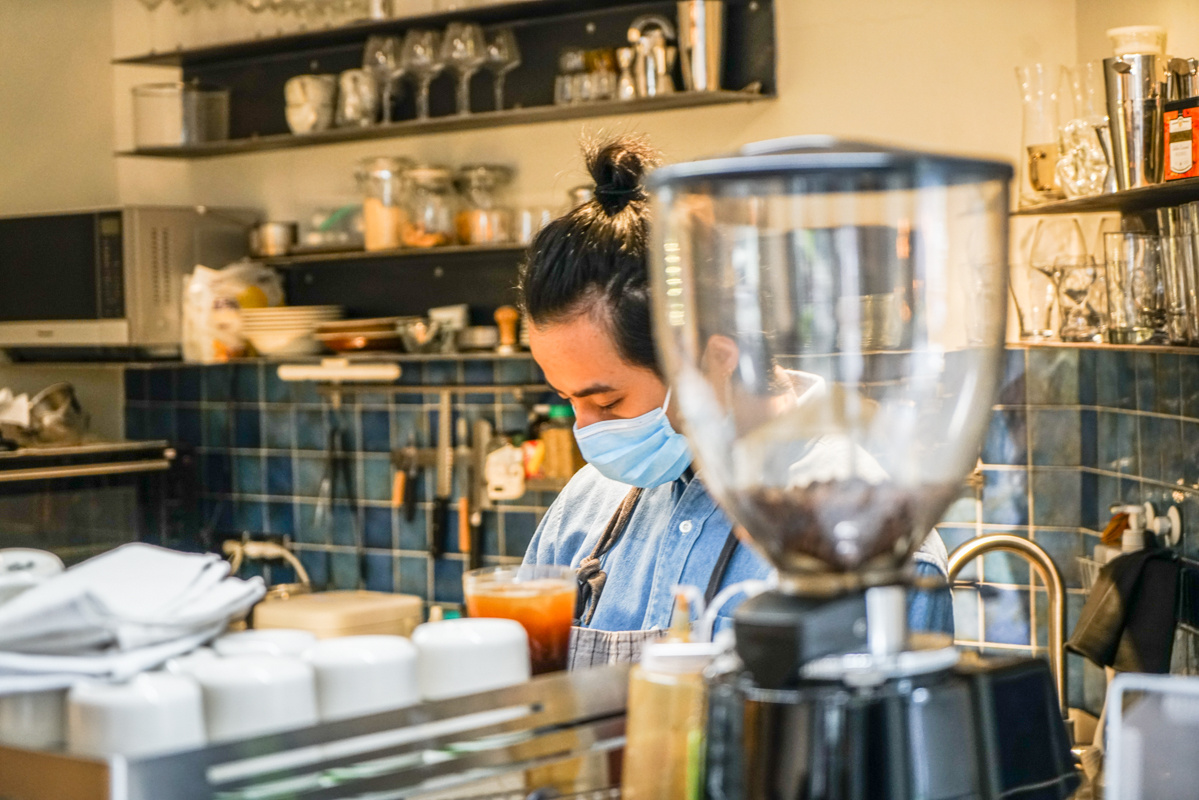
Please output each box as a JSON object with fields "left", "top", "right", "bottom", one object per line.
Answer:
{"left": 249, "top": 222, "right": 299, "bottom": 257}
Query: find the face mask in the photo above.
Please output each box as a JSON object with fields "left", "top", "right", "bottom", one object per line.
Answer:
{"left": 573, "top": 389, "right": 692, "bottom": 488}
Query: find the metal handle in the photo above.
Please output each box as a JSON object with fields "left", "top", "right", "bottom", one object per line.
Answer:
{"left": 946, "top": 534, "right": 1069, "bottom": 717}
{"left": 0, "top": 458, "right": 171, "bottom": 483}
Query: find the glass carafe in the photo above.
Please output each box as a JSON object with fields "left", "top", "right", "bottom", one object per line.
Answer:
{"left": 1017, "top": 63, "right": 1065, "bottom": 206}
{"left": 356, "top": 156, "right": 413, "bottom": 251}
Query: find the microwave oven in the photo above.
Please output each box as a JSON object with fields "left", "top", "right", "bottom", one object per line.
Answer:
{"left": 0, "top": 206, "right": 248, "bottom": 354}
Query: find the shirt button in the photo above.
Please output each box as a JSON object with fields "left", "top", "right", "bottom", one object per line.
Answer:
{"left": 679, "top": 521, "right": 694, "bottom": 534}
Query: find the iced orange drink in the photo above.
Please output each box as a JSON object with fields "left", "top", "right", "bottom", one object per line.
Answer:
{"left": 463, "top": 565, "right": 575, "bottom": 674}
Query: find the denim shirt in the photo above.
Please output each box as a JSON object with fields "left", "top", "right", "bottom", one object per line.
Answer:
{"left": 523, "top": 465, "right": 954, "bottom": 636}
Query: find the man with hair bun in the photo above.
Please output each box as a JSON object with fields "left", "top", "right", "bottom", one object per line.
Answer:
{"left": 519, "top": 135, "right": 953, "bottom": 668}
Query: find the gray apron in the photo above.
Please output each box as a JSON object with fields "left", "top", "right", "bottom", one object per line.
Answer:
{"left": 568, "top": 487, "right": 740, "bottom": 669}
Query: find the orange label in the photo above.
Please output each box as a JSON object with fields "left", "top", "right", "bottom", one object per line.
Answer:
{"left": 1165, "top": 106, "right": 1199, "bottom": 180}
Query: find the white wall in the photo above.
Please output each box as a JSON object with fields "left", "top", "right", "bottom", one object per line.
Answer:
{"left": 0, "top": 0, "right": 119, "bottom": 214}
{"left": 106, "top": 0, "right": 1079, "bottom": 222}
{"left": 1076, "top": 0, "right": 1199, "bottom": 63}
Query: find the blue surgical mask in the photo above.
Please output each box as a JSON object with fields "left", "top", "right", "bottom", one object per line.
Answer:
{"left": 573, "top": 389, "right": 692, "bottom": 488}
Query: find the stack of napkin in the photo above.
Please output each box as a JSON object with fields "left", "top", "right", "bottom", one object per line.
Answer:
{"left": 0, "top": 543, "right": 264, "bottom": 693}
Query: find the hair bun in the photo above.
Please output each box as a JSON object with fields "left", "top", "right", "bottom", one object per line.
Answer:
{"left": 585, "top": 135, "right": 662, "bottom": 216}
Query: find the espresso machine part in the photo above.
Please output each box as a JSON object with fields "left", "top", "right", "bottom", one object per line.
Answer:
{"left": 628, "top": 14, "right": 677, "bottom": 98}
{"left": 677, "top": 1, "right": 724, "bottom": 92}
{"left": 1104, "top": 54, "right": 1165, "bottom": 189}
{"left": 647, "top": 138, "right": 1079, "bottom": 799}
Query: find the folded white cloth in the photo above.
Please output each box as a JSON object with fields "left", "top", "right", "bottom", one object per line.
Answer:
{"left": 0, "top": 544, "right": 264, "bottom": 695}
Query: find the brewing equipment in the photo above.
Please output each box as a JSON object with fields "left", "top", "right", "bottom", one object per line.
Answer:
{"left": 647, "top": 138, "right": 1080, "bottom": 799}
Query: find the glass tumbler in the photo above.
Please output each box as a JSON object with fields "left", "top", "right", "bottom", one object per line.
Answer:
{"left": 463, "top": 564, "right": 575, "bottom": 675}
{"left": 1104, "top": 232, "right": 1164, "bottom": 344}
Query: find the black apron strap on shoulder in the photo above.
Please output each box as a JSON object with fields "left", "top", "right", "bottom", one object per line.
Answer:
{"left": 575, "top": 488, "right": 643, "bottom": 626}
{"left": 703, "top": 530, "right": 741, "bottom": 607}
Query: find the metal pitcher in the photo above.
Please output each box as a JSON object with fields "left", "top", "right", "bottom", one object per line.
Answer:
{"left": 677, "top": 0, "right": 724, "bottom": 92}
{"left": 1104, "top": 54, "right": 1165, "bottom": 189}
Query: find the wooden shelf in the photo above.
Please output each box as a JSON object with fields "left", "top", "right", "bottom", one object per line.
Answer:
{"left": 113, "top": 0, "right": 671, "bottom": 68}
{"left": 116, "top": 91, "right": 770, "bottom": 159}
{"left": 261, "top": 243, "right": 527, "bottom": 267}
{"left": 1012, "top": 176, "right": 1199, "bottom": 216}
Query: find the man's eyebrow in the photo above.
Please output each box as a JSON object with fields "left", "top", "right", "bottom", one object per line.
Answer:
{"left": 547, "top": 383, "right": 617, "bottom": 399}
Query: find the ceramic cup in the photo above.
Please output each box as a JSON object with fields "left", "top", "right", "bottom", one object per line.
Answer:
{"left": 284, "top": 74, "right": 336, "bottom": 135}
{"left": 213, "top": 629, "right": 317, "bottom": 658}
{"left": 411, "top": 618, "right": 530, "bottom": 701}
{"left": 163, "top": 646, "right": 220, "bottom": 676}
{"left": 0, "top": 689, "right": 66, "bottom": 750}
{"left": 67, "top": 673, "right": 205, "bottom": 758}
{"left": 190, "top": 656, "right": 318, "bottom": 743}
{"left": 305, "top": 635, "right": 420, "bottom": 721}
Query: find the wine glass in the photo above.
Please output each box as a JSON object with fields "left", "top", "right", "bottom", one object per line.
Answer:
{"left": 363, "top": 36, "right": 403, "bottom": 123}
{"left": 1056, "top": 256, "right": 1100, "bottom": 341}
{"left": 135, "top": 0, "right": 167, "bottom": 52}
{"left": 1028, "top": 216, "right": 1088, "bottom": 338}
{"left": 401, "top": 29, "right": 444, "bottom": 120}
{"left": 484, "top": 29, "right": 521, "bottom": 111}
{"left": 441, "top": 22, "right": 486, "bottom": 116}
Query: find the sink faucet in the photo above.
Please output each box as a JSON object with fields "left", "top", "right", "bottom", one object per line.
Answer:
{"left": 946, "top": 534, "right": 1069, "bottom": 717}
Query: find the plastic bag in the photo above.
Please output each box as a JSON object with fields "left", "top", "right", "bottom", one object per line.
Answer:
{"left": 182, "top": 261, "right": 284, "bottom": 363}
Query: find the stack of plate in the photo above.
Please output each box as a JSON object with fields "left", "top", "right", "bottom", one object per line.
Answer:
{"left": 241, "top": 306, "right": 343, "bottom": 356}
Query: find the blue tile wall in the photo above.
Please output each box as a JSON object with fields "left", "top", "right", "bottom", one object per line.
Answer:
{"left": 125, "top": 345, "right": 1199, "bottom": 710}
{"left": 126, "top": 356, "right": 552, "bottom": 609}
{"left": 954, "top": 343, "right": 1199, "bottom": 712}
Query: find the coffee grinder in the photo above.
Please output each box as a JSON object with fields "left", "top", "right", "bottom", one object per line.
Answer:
{"left": 646, "top": 139, "right": 1079, "bottom": 799}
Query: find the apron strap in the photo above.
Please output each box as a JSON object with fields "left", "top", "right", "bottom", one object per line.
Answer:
{"left": 575, "top": 487, "right": 643, "bottom": 626}
{"left": 703, "top": 529, "right": 741, "bottom": 607}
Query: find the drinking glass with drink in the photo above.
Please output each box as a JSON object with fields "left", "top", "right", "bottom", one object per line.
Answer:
{"left": 463, "top": 565, "right": 574, "bottom": 675}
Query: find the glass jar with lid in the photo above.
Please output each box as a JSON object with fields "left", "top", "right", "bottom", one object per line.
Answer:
{"left": 356, "top": 156, "right": 414, "bottom": 251}
{"left": 403, "top": 166, "right": 457, "bottom": 247}
{"left": 454, "top": 164, "right": 515, "bottom": 245}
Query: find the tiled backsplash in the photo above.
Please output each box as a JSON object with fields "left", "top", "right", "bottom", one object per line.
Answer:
{"left": 124, "top": 345, "right": 1199, "bottom": 713}
{"left": 955, "top": 344, "right": 1199, "bottom": 713}
{"left": 124, "top": 356, "right": 553, "bottom": 612}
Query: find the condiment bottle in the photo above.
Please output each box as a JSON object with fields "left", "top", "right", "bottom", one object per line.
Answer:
{"left": 541, "top": 404, "right": 582, "bottom": 481}
{"left": 621, "top": 593, "right": 717, "bottom": 800}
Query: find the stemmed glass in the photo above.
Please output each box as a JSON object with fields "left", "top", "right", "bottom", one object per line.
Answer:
{"left": 401, "top": 30, "right": 444, "bottom": 120}
{"left": 364, "top": 36, "right": 403, "bottom": 123}
{"left": 135, "top": 0, "right": 167, "bottom": 52}
{"left": 1028, "top": 216, "right": 1088, "bottom": 338}
{"left": 484, "top": 29, "right": 521, "bottom": 111}
{"left": 1055, "top": 257, "right": 1100, "bottom": 341}
{"left": 441, "top": 23, "right": 486, "bottom": 116}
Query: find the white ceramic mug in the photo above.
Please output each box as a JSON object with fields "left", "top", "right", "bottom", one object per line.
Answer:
{"left": 0, "top": 689, "right": 66, "bottom": 750}
{"left": 163, "top": 646, "right": 219, "bottom": 676}
{"left": 305, "top": 635, "right": 420, "bottom": 721}
{"left": 284, "top": 74, "right": 336, "bottom": 134}
{"left": 213, "top": 629, "right": 317, "bottom": 658}
{"left": 67, "top": 673, "right": 205, "bottom": 758}
{"left": 191, "top": 656, "right": 318, "bottom": 743}
{"left": 411, "top": 618, "right": 530, "bottom": 701}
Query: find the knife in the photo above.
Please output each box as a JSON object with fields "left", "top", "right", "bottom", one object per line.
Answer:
{"left": 431, "top": 391, "right": 453, "bottom": 560}
{"left": 470, "top": 418, "right": 494, "bottom": 569}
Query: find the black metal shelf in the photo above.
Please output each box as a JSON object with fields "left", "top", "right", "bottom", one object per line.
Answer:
{"left": 1012, "top": 176, "right": 1199, "bottom": 216}
{"left": 116, "top": 90, "right": 770, "bottom": 159}
{"left": 260, "top": 243, "right": 527, "bottom": 268}
{"left": 113, "top": 0, "right": 675, "bottom": 68}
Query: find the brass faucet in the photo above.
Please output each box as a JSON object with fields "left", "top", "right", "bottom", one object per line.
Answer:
{"left": 946, "top": 534, "right": 1069, "bottom": 717}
